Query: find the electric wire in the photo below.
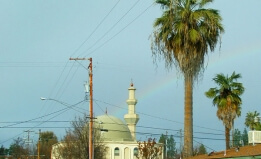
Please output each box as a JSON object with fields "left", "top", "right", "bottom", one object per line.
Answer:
{"left": 70, "top": 0, "right": 121, "bottom": 58}
{"left": 0, "top": 127, "right": 226, "bottom": 142}
{"left": 47, "top": 0, "right": 122, "bottom": 112}
{"left": 78, "top": 0, "right": 141, "bottom": 57}
{"left": 0, "top": 100, "right": 86, "bottom": 129}
{"left": 0, "top": 119, "right": 224, "bottom": 137}
{"left": 0, "top": 96, "right": 227, "bottom": 146}
{"left": 36, "top": 0, "right": 122, "bottom": 125}
{"left": 93, "top": 99, "right": 226, "bottom": 144}
{"left": 0, "top": 100, "right": 86, "bottom": 145}
{"left": 193, "top": 139, "right": 216, "bottom": 152}
{"left": 85, "top": 2, "right": 154, "bottom": 57}
{"left": 93, "top": 98, "right": 225, "bottom": 133}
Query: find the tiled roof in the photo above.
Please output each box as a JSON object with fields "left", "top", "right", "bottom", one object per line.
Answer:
{"left": 188, "top": 144, "right": 261, "bottom": 159}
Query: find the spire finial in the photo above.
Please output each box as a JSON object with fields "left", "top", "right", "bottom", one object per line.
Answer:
{"left": 105, "top": 107, "right": 107, "bottom": 114}
{"left": 130, "top": 79, "right": 134, "bottom": 87}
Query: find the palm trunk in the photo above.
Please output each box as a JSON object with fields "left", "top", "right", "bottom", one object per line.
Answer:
{"left": 225, "top": 126, "right": 230, "bottom": 150}
{"left": 231, "top": 120, "right": 234, "bottom": 147}
{"left": 184, "top": 75, "right": 193, "bottom": 158}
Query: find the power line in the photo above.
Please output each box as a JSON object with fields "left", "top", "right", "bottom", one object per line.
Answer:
{"left": 93, "top": 98, "right": 225, "bottom": 133}
{"left": 79, "top": 0, "right": 142, "bottom": 57}
{"left": 85, "top": 2, "right": 154, "bottom": 56}
{"left": 0, "top": 121, "right": 71, "bottom": 123}
{"left": 193, "top": 140, "right": 216, "bottom": 152}
{"left": 36, "top": 1, "right": 122, "bottom": 122}
{"left": 70, "top": 0, "right": 121, "bottom": 58}
{"left": 0, "top": 100, "right": 86, "bottom": 129}
{"left": 0, "top": 120, "right": 224, "bottom": 137}
{"left": 0, "top": 100, "right": 86, "bottom": 145}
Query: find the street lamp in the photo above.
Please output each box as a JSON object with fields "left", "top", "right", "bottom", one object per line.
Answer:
{"left": 40, "top": 97, "right": 85, "bottom": 114}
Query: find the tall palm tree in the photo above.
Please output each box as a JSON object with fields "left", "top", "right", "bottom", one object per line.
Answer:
{"left": 205, "top": 72, "right": 244, "bottom": 150}
{"left": 151, "top": 0, "right": 224, "bottom": 157}
{"left": 245, "top": 111, "right": 260, "bottom": 130}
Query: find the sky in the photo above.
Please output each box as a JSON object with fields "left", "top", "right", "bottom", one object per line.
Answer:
{"left": 1, "top": 0, "right": 261, "bottom": 152}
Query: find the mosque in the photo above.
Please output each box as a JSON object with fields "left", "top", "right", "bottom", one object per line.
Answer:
{"left": 51, "top": 83, "right": 163, "bottom": 159}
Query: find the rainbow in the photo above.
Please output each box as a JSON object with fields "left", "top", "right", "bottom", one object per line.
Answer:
{"left": 108, "top": 40, "right": 260, "bottom": 117}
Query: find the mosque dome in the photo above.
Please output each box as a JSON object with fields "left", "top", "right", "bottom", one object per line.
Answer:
{"left": 96, "top": 115, "right": 134, "bottom": 142}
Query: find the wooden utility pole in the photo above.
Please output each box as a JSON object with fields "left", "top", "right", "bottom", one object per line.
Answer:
{"left": 69, "top": 57, "right": 93, "bottom": 159}
{"left": 88, "top": 58, "right": 93, "bottom": 159}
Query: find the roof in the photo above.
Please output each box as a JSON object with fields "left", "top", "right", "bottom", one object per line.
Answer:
{"left": 189, "top": 144, "right": 261, "bottom": 159}
{"left": 96, "top": 115, "right": 134, "bottom": 142}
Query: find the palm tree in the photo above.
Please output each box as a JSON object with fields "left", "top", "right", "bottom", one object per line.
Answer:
{"left": 151, "top": 0, "right": 224, "bottom": 157}
{"left": 245, "top": 111, "right": 260, "bottom": 130}
{"left": 205, "top": 72, "right": 244, "bottom": 150}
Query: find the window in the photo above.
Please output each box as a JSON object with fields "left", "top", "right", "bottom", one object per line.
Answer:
{"left": 114, "top": 147, "right": 120, "bottom": 156}
{"left": 134, "top": 147, "right": 139, "bottom": 156}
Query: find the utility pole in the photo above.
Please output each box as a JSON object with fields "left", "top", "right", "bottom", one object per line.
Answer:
{"left": 165, "top": 131, "right": 168, "bottom": 159}
{"left": 37, "top": 129, "right": 41, "bottom": 159}
{"left": 24, "top": 130, "right": 34, "bottom": 159}
{"left": 69, "top": 57, "right": 93, "bottom": 159}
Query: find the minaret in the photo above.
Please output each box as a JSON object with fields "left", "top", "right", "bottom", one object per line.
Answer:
{"left": 124, "top": 82, "right": 139, "bottom": 141}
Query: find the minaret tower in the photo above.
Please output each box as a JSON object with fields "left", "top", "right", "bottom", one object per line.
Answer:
{"left": 124, "top": 82, "right": 139, "bottom": 141}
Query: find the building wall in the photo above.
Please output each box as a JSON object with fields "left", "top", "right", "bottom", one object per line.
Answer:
{"left": 51, "top": 142, "right": 163, "bottom": 159}
{"left": 104, "top": 142, "right": 139, "bottom": 159}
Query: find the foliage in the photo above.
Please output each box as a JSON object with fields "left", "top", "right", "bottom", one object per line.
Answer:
{"left": 56, "top": 113, "right": 105, "bottom": 159}
{"left": 38, "top": 131, "right": 58, "bottom": 159}
{"left": 245, "top": 111, "right": 260, "bottom": 130}
{"left": 232, "top": 129, "right": 241, "bottom": 147}
{"left": 232, "top": 128, "right": 250, "bottom": 147}
{"left": 9, "top": 137, "right": 28, "bottom": 158}
{"left": 242, "top": 128, "right": 248, "bottom": 145}
{"left": 193, "top": 144, "right": 207, "bottom": 156}
{"left": 152, "top": 0, "right": 224, "bottom": 157}
{"left": 159, "top": 134, "right": 167, "bottom": 157}
{"left": 137, "top": 138, "right": 162, "bottom": 159}
{"left": 152, "top": 0, "right": 224, "bottom": 78}
{"left": 205, "top": 72, "right": 244, "bottom": 149}
{"left": 0, "top": 145, "right": 9, "bottom": 158}
{"left": 158, "top": 134, "right": 177, "bottom": 159}
{"left": 166, "top": 135, "right": 177, "bottom": 158}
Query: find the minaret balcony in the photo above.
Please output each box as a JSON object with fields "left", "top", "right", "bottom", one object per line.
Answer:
{"left": 124, "top": 114, "right": 139, "bottom": 124}
{"left": 126, "top": 99, "right": 137, "bottom": 105}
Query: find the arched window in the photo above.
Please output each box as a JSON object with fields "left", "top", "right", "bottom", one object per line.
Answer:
{"left": 134, "top": 147, "right": 139, "bottom": 158}
{"left": 114, "top": 147, "right": 120, "bottom": 156}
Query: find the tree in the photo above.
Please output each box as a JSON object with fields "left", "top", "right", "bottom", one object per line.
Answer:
{"left": 245, "top": 111, "right": 260, "bottom": 130}
{"left": 166, "top": 135, "right": 177, "bottom": 159}
{"left": 56, "top": 113, "right": 105, "bottom": 159}
{"left": 193, "top": 144, "right": 207, "bottom": 156}
{"left": 159, "top": 134, "right": 167, "bottom": 158}
{"left": 137, "top": 138, "right": 162, "bottom": 159}
{"left": 0, "top": 145, "right": 8, "bottom": 158}
{"left": 232, "top": 129, "right": 241, "bottom": 147}
{"left": 205, "top": 72, "right": 244, "bottom": 149}
{"left": 38, "top": 131, "right": 58, "bottom": 159}
{"left": 151, "top": 0, "right": 224, "bottom": 157}
{"left": 242, "top": 128, "right": 248, "bottom": 145}
{"left": 158, "top": 134, "right": 177, "bottom": 159}
{"left": 9, "top": 137, "right": 28, "bottom": 158}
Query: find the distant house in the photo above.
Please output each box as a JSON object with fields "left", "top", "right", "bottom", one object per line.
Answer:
{"left": 188, "top": 144, "right": 261, "bottom": 159}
